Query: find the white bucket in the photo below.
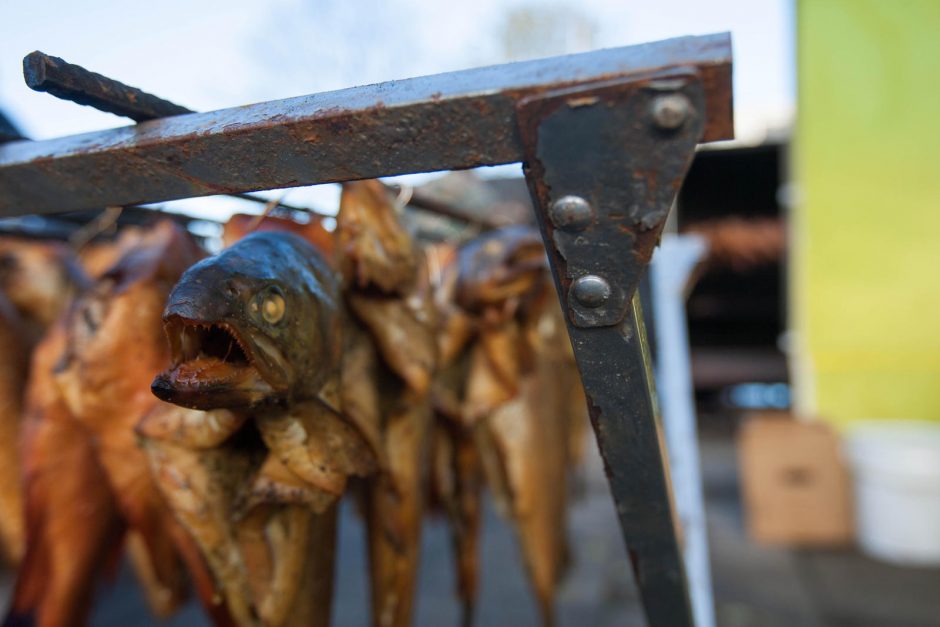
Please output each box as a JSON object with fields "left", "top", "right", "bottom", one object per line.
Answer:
{"left": 846, "top": 420, "right": 940, "bottom": 565}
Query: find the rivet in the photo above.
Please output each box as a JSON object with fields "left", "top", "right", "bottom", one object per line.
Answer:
{"left": 549, "top": 195, "right": 593, "bottom": 231}
{"left": 650, "top": 93, "right": 690, "bottom": 131}
{"left": 572, "top": 275, "right": 611, "bottom": 308}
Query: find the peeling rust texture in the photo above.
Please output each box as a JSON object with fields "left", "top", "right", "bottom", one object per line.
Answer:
{"left": 518, "top": 72, "right": 704, "bottom": 626}
{"left": 0, "top": 33, "right": 731, "bottom": 217}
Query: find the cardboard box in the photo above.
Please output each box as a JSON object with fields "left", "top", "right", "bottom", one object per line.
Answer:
{"left": 738, "top": 412, "right": 854, "bottom": 545}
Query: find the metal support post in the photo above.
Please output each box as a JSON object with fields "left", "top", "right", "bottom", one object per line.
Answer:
{"left": 518, "top": 70, "right": 708, "bottom": 626}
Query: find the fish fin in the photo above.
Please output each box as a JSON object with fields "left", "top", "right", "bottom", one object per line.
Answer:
{"left": 336, "top": 180, "right": 418, "bottom": 294}
{"left": 257, "top": 401, "right": 378, "bottom": 497}
{"left": 241, "top": 456, "right": 336, "bottom": 514}
{"left": 136, "top": 403, "right": 247, "bottom": 449}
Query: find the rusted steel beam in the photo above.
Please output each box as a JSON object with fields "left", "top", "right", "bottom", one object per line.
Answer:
{"left": 23, "top": 51, "right": 192, "bottom": 122}
{"left": 0, "top": 33, "right": 732, "bottom": 217}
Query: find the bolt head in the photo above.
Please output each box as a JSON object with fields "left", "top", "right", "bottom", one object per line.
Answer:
{"left": 549, "top": 195, "right": 593, "bottom": 231}
{"left": 651, "top": 93, "right": 690, "bottom": 131}
{"left": 572, "top": 275, "right": 611, "bottom": 308}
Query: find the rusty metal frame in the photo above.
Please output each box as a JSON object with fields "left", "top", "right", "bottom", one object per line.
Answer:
{"left": 0, "top": 33, "right": 733, "bottom": 627}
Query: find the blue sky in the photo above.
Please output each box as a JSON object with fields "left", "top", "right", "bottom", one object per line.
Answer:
{"left": 0, "top": 0, "right": 794, "bottom": 216}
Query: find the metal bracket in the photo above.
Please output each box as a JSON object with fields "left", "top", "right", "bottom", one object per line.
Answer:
{"left": 518, "top": 70, "right": 706, "bottom": 626}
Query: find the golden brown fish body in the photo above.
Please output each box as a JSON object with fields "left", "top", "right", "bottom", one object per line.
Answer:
{"left": 337, "top": 181, "right": 438, "bottom": 627}
{"left": 0, "top": 238, "right": 89, "bottom": 566}
{"left": 8, "top": 221, "right": 217, "bottom": 627}
{"left": 447, "top": 225, "right": 585, "bottom": 626}
{"left": 0, "top": 237, "right": 88, "bottom": 343}
{"left": 0, "top": 292, "right": 29, "bottom": 563}
{"left": 424, "top": 243, "right": 485, "bottom": 625}
{"left": 336, "top": 180, "right": 417, "bottom": 294}
{"left": 478, "top": 290, "right": 582, "bottom": 626}
{"left": 13, "top": 327, "right": 123, "bottom": 627}
{"left": 429, "top": 415, "right": 483, "bottom": 627}
{"left": 147, "top": 230, "right": 376, "bottom": 627}
{"left": 77, "top": 225, "right": 147, "bottom": 279}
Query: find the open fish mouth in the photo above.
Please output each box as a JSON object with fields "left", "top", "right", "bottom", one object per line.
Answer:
{"left": 152, "top": 316, "right": 278, "bottom": 409}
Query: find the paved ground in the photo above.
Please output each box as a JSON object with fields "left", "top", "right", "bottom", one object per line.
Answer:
{"left": 4, "top": 430, "right": 940, "bottom": 626}
{"left": 702, "top": 435, "right": 940, "bottom": 627}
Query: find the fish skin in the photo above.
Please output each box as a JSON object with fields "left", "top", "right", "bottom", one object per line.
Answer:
{"left": 148, "top": 230, "right": 373, "bottom": 627}
{"left": 447, "top": 225, "right": 585, "bottom": 626}
{"left": 336, "top": 180, "right": 417, "bottom": 295}
{"left": 0, "top": 237, "right": 89, "bottom": 341}
{"left": 333, "top": 183, "right": 438, "bottom": 627}
{"left": 140, "top": 426, "right": 262, "bottom": 627}
{"left": 430, "top": 420, "right": 482, "bottom": 627}
{"left": 0, "top": 293, "right": 28, "bottom": 564}
{"left": 364, "top": 394, "right": 432, "bottom": 627}
{"left": 8, "top": 221, "right": 223, "bottom": 627}
{"left": 0, "top": 240, "right": 88, "bottom": 566}
{"left": 347, "top": 292, "right": 438, "bottom": 397}
{"left": 77, "top": 226, "right": 147, "bottom": 279}
{"left": 12, "top": 405, "right": 122, "bottom": 627}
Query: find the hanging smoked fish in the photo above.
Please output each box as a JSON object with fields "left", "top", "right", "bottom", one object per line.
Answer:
{"left": 0, "top": 238, "right": 88, "bottom": 566}
{"left": 453, "top": 225, "right": 587, "bottom": 626}
{"left": 426, "top": 241, "right": 483, "bottom": 627}
{"left": 146, "top": 228, "right": 379, "bottom": 627}
{"left": 336, "top": 180, "right": 437, "bottom": 627}
{"left": 6, "top": 221, "right": 227, "bottom": 627}
{"left": 0, "top": 237, "right": 88, "bottom": 344}
{"left": 0, "top": 293, "right": 28, "bottom": 564}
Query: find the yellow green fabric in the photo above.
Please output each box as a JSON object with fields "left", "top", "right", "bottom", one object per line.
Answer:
{"left": 793, "top": 0, "right": 940, "bottom": 428}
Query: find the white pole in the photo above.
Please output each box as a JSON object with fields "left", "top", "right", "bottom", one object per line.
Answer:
{"left": 650, "top": 234, "right": 715, "bottom": 627}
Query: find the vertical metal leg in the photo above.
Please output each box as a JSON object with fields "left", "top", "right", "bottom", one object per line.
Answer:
{"left": 651, "top": 236, "right": 716, "bottom": 627}
{"left": 517, "top": 70, "right": 707, "bottom": 627}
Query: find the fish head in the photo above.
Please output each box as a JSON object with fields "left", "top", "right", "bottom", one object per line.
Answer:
{"left": 456, "top": 225, "right": 547, "bottom": 312}
{"left": 0, "top": 237, "right": 88, "bottom": 327}
{"left": 152, "top": 232, "right": 340, "bottom": 410}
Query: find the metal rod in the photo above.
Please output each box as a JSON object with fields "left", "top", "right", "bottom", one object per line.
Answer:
{"left": 0, "top": 33, "right": 732, "bottom": 217}
{"left": 22, "top": 51, "right": 325, "bottom": 217}
{"left": 23, "top": 51, "right": 191, "bottom": 122}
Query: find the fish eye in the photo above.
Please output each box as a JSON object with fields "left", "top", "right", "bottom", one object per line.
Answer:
{"left": 254, "top": 287, "right": 286, "bottom": 325}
